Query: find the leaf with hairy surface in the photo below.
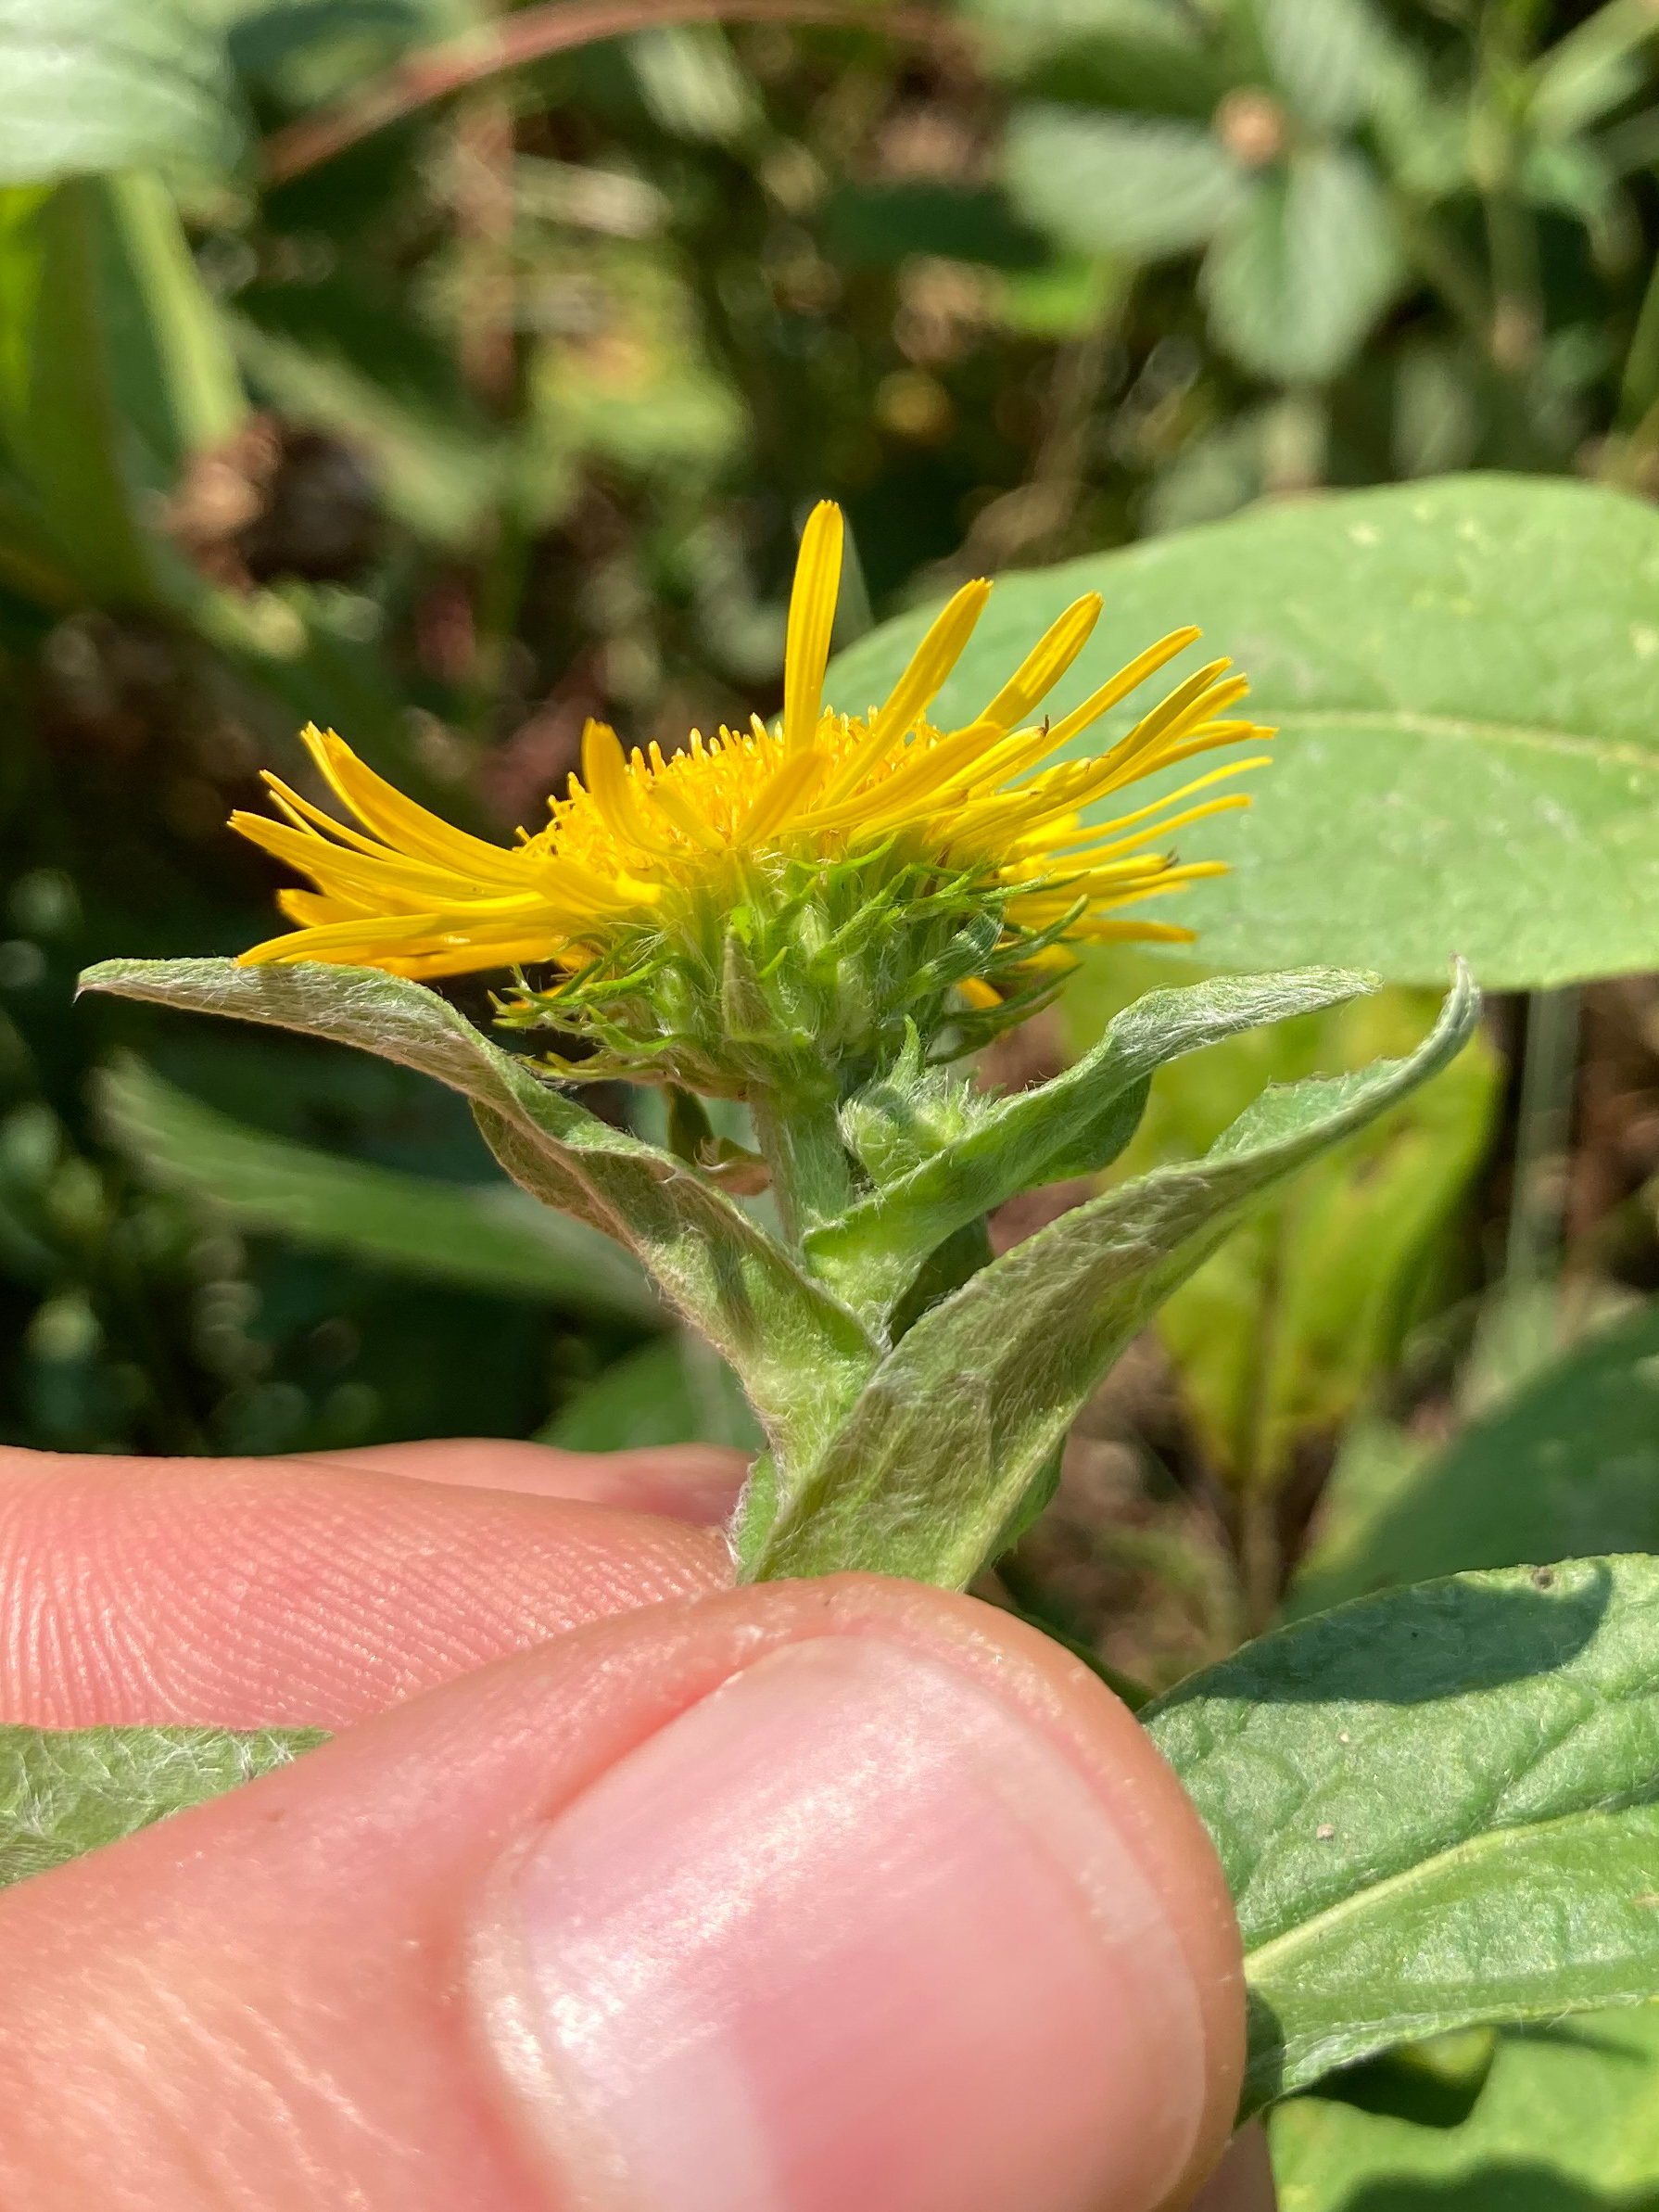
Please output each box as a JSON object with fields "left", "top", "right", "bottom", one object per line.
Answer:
{"left": 0, "top": 1726, "right": 322, "bottom": 1889}
{"left": 747, "top": 965, "right": 1476, "bottom": 1583}
{"left": 79, "top": 958, "right": 878, "bottom": 1473}
{"left": 806, "top": 965, "right": 1376, "bottom": 1328}
{"left": 1148, "top": 1557, "right": 1659, "bottom": 2118}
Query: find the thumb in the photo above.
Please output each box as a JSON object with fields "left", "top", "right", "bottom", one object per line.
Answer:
{"left": 0, "top": 1577, "right": 1245, "bottom": 2212}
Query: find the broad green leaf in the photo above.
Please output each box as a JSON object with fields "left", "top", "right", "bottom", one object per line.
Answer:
{"left": 79, "top": 959, "right": 875, "bottom": 1471}
{"left": 0, "top": 0, "right": 242, "bottom": 184}
{"left": 1290, "top": 1298, "right": 1659, "bottom": 1619}
{"left": 748, "top": 966, "right": 1476, "bottom": 1585}
{"left": 1528, "top": 2, "right": 1659, "bottom": 143}
{"left": 806, "top": 965, "right": 1376, "bottom": 1328}
{"left": 1256, "top": 0, "right": 1387, "bottom": 133}
{"left": 0, "top": 1725, "right": 321, "bottom": 1888}
{"left": 1147, "top": 1557, "right": 1659, "bottom": 2118}
{"left": 1200, "top": 147, "right": 1400, "bottom": 382}
{"left": 1272, "top": 2002, "right": 1659, "bottom": 2208}
{"left": 97, "top": 1055, "right": 661, "bottom": 1326}
{"left": 96, "top": 171, "right": 247, "bottom": 477}
{"left": 826, "top": 475, "right": 1659, "bottom": 988}
{"left": 1004, "top": 107, "right": 1245, "bottom": 260}
{"left": 627, "top": 24, "right": 759, "bottom": 146}
{"left": 13, "top": 180, "right": 158, "bottom": 603}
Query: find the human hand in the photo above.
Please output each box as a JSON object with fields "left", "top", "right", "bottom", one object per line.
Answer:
{"left": 0, "top": 1440, "right": 1268, "bottom": 2211}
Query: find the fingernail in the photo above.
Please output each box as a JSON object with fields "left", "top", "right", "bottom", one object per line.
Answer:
{"left": 473, "top": 1637, "right": 1206, "bottom": 2212}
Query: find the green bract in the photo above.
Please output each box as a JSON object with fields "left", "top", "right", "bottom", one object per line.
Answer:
{"left": 494, "top": 853, "right": 1072, "bottom": 1098}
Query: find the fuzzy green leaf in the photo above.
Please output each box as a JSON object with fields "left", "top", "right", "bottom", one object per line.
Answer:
{"left": 826, "top": 476, "right": 1659, "bottom": 989}
{"left": 749, "top": 964, "right": 1476, "bottom": 1584}
{"left": 1147, "top": 1557, "right": 1659, "bottom": 2119}
{"left": 806, "top": 965, "right": 1375, "bottom": 1325}
{"left": 79, "top": 958, "right": 878, "bottom": 1470}
{"left": 0, "top": 1725, "right": 322, "bottom": 1889}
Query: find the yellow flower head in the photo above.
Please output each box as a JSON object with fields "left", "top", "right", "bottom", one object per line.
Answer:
{"left": 232, "top": 503, "right": 1269, "bottom": 1089}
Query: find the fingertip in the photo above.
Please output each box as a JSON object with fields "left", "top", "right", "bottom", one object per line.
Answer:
{"left": 0, "top": 1564, "right": 1244, "bottom": 2212}
{"left": 297, "top": 1437, "right": 749, "bottom": 1523}
{"left": 479, "top": 1596, "right": 1238, "bottom": 2212}
{"left": 0, "top": 1448, "right": 732, "bottom": 1728}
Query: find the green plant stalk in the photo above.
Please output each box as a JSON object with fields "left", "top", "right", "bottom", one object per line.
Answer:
{"left": 1393, "top": 200, "right": 1494, "bottom": 355}
{"left": 77, "top": 956, "right": 1474, "bottom": 1592}
{"left": 1474, "top": 1, "right": 1544, "bottom": 371}
{"left": 748, "top": 1086, "right": 853, "bottom": 1245}
{"left": 1503, "top": 983, "right": 1581, "bottom": 1311}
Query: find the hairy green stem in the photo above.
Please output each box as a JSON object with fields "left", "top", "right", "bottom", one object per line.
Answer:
{"left": 749, "top": 1087, "right": 853, "bottom": 1245}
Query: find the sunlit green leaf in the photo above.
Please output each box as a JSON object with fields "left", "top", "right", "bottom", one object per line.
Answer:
{"left": 1004, "top": 106, "right": 1245, "bottom": 260}
{"left": 1256, "top": 0, "right": 1387, "bottom": 133}
{"left": 0, "top": 0, "right": 242, "bottom": 185}
{"left": 1289, "top": 1298, "right": 1659, "bottom": 1618}
{"left": 1149, "top": 1557, "right": 1659, "bottom": 2117}
{"left": 79, "top": 958, "right": 877, "bottom": 1471}
{"left": 1201, "top": 147, "right": 1399, "bottom": 382}
{"left": 1272, "top": 2001, "right": 1659, "bottom": 2209}
{"left": 828, "top": 476, "right": 1659, "bottom": 988}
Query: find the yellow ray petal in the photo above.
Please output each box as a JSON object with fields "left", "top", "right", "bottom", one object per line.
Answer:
{"left": 783, "top": 502, "right": 843, "bottom": 755}
{"left": 801, "top": 718, "right": 1004, "bottom": 836}
{"left": 229, "top": 813, "right": 483, "bottom": 909}
{"left": 741, "top": 748, "right": 828, "bottom": 844}
{"left": 580, "top": 719, "right": 679, "bottom": 861}
{"left": 1044, "top": 627, "right": 1202, "bottom": 749}
{"left": 260, "top": 774, "right": 399, "bottom": 862}
{"left": 276, "top": 888, "right": 374, "bottom": 924}
{"left": 817, "top": 578, "right": 993, "bottom": 806}
{"left": 1093, "top": 790, "right": 1255, "bottom": 858}
{"left": 1038, "top": 756, "right": 1272, "bottom": 860}
{"left": 644, "top": 775, "right": 730, "bottom": 854}
{"left": 300, "top": 727, "right": 528, "bottom": 885}
{"left": 974, "top": 592, "right": 1103, "bottom": 731}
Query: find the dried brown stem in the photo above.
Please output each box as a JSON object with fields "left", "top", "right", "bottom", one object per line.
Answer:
{"left": 262, "top": 0, "right": 967, "bottom": 186}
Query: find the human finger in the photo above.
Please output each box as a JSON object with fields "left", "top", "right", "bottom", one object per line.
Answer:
{"left": 0, "top": 1445, "right": 729, "bottom": 1729}
{"left": 295, "top": 1435, "right": 747, "bottom": 1520}
{"left": 0, "top": 1573, "right": 1245, "bottom": 2212}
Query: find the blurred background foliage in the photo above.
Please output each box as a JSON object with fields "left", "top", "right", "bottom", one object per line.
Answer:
{"left": 12, "top": 0, "right": 1659, "bottom": 2197}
